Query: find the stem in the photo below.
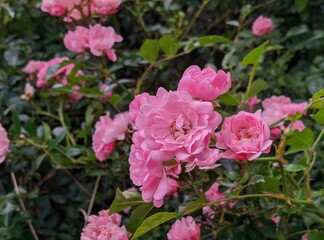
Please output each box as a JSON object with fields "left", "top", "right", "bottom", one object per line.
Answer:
{"left": 244, "top": 63, "right": 258, "bottom": 100}
{"left": 87, "top": 175, "right": 101, "bottom": 216}
{"left": 312, "top": 128, "right": 324, "bottom": 150}
{"left": 257, "top": 156, "right": 277, "bottom": 161}
{"left": 10, "top": 172, "right": 39, "bottom": 240}
{"left": 178, "top": 0, "right": 211, "bottom": 40}
{"left": 58, "top": 100, "right": 76, "bottom": 146}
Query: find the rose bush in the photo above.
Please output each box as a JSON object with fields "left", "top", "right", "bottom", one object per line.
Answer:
{"left": 0, "top": 0, "right": 323, "bottom": 239}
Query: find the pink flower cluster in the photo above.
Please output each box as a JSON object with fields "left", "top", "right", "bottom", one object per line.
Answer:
{"left": 262, "top": 95, "right": 308, "bottom": 138}
{"left": 92, "top": 112, "right": 129, "bottom": 161}
{"left": 63, "top": 24, "right": 123, "bottom": 61}
{"left": 167, "top": 216, "right": 200, "bottom": 240}
{"left": 80, "top": 209, "right": 128, "bottom": 240}
{"left": 41, "top": 0, "right": 121, "bottom": 22}
{"left": 0, "top": 124, "right": 10, "bottom": 164}
{"left": 129, "top": 86, "right": 223, "bottom": 207}
{"left": 216, "top": 110, "right": 273, "bottom": 161}
{"left": 252, "top": 15, "right": 274, "bottom": 37}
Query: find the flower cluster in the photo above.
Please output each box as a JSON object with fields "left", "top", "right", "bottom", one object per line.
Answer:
{"left": 262, "top": 95, "right": 308, "bottom": 138}
{"left": 92, "top": 112, "right": 130, "bottom": 161}
{"left": 41, "top": 0, "right": 121, "bottom": 22}
{"left": 251, "top": 15, "right": 274, "bottom": 36}
{"left": 0, "top": 124, "right": 10, "bottom": 164}
{"left": 167, "top": 216, "right": 200, "bottom": 240}
{"left": 80, "top": 209, "right": 129, "bottom": 240}
{"left": 63, "top": 24, "right": 123, "bottom": 61}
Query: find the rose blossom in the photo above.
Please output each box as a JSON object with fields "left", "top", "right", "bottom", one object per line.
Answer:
{"left": 93, "top": 0, "right": 121, "bottom": 15}
{"left": 128, "top": 92, "right": 149, "bottom": 123}
{"left": 216, "top": 110, "right": 273, "bottom": 161}
{"left": 23, "top": 60, "right": 46, "bottom": 75}
{"left": 41, "top": 0, "right": 82, "bottom": 17}
{"left": 63, "top": 26, "right": 89, "bottom": 53}
{"left": 167, "top": 216, "right": 200, "bottom": 240}
{"left": 251, "top": 15, "right": 274, "bottom": 37}
{"left": 36, "top": 57, "right": 67, "bottom": 87}
{"left": 0, "top": 124, "right": 10, "bottom": 164}
{"left": 177, "top": 65, "right": 231, "bottom": 100}
{"left": 291, "top": 120, "right": 305, "bottom": 132}
{"left": 92, "top": 112, "right": 129, "bottom": 161}
{"left": 244, "top": 96, "right": 261, "bottom": 112}
{"left": 99, "top": 84, "right": 113, "bottom": 103}
{"left": 135, "top": 87, "right": 222, "bottom": 162}
{"left": 80, "top": 209, "right": 128, "bottom": 240}
{"left": 88, "top": 24, "right": 123, "bottom": 61}
{"left": 21, "top": 83, "right": 35, "bottom": 100}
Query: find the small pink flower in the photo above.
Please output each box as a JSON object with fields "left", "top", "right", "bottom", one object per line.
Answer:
{"left": 21, "top": 83, "right": 35, "bottom": 100}
{"left": 244, "top": 96, "right": 261, "bottom": 112}
{"left": 216, "top": 110, "right": 273, "bottom": 161}
{"left": 270, "top": 215, "right": 281, "bottom": 224}
{"left": 88, "top": 24, "right": 123, "bottom": 61}
{"left": 80, "top": 209, "right": 129, "bottom": 240}
{"left": 0, "top": 124, "right": 9, "bottom": 164}
{"left": 252, "top": 15, "right": 274, "bottom": 37}
{"left": 41, "top": 0, "right": 82, "bottom": 17}
{"left": 177, "top": 65, "right": 231, "bottom": 100}
{"left": 185, "top": 147, "right": 222, "bottom": 171}
{"left": 63, "top": 26, "right": 89, "bottom": 53}
{"left": 36, "top": 57, "right": 67, "bottom": 87}
{"left": 68, "top": 85, "right": 83, "bottom": 104}
{"left": 99, "top": 84, "right": 113, "bottom": 103}
{"left": 92, "top": 112, "right": 129, "bottom": 161}
{"left": 281, "top": 102, "right": 308, "bottom": 116}
{"left": 93, "top": 0, "right": 121, "bottom": 15}
{"left": 167, "top": 216, "right": 200, "bottom": 240}
{"left": 23, "top": 60, "right": 46, "bottom": 75}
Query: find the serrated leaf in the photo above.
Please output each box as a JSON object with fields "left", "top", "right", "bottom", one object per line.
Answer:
{"left": 128, "top": 203, "right": 154, "bottom": 234}
{"left": 218, "top": 92, "right": 241, "bottom": 106}
{"left": 185, "top": 35, "right": 231, "bottom": 52}
{"left": 312, "top": 109, "right": 324, "bottom": 124}
{"left": 242, "top": 42, "right": 267, "bottom": 66}
{"left": 131, "top": 212, "right": 177, "bottom": 240}
{"left": 110, "top": 188, "right": 143, "bottom": 214}
{"left": 159, "top": 35, "right": 179, "bottom": 55}
{"left": 311, "top": 89, "right": 324, "bottom": 109}
{"left": 294, "top": 0, "right": 308, "bottom": 13}
{"left": 285, "top": 164, "right": 305, "bottom": 172}
{"left": 286, "top": 128, "right": 314, "bottom": 151}
{"left": 140, "top": 39, "right": 159, "bottom": 63}
{"left": 256, "top": 177, "right": 280, "bottom": 193}
{"left": 183, "top": 195, "right": 206, "bottom": 215}
{"left": 247, "top": 79, "right": 269, "bottom": 99}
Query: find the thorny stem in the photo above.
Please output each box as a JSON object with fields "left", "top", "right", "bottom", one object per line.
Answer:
{"left": 10, "top": 172, "right": 40, "bottom": 240}
{"left": 87, "top": 175, "right": 101, "bottom": 216}
{"left": 276, "top": 138, "right": 288, "bottom": 196}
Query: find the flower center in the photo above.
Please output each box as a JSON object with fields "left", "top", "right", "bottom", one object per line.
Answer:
{"left": 169, "top": 114, "right": 191, "bottom": 139}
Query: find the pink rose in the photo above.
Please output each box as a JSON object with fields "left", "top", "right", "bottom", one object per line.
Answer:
{"left": 0, "top": 124, "right": 10, "bottom": 163}
{"left": 129, "top": 93, "right": 149, "bottom": 123}
{"left": 23, "top": 60, "right": 46, "bottom": 75}
{"left": 177, "top": 65, "right": 231, "bottom": 100}
{"left": 251, "top": 15, "right": 274, "bottom": 37}
{"left": 135, "top": 87, "right": 222, "bottom": 162}
{"left": 63, "top": 26, "right": 89, "bottom": 53}
{"left": 80, "top": 209, "right": 129, "bottom": 240}
{"left": 291, "top": 120, "right": 305, "bottom": 132}
{"left": 167, "top": 216, "right": 200, "bottom": 240}
{"left": 41, "top": 0, "right": 81, "bottom": 17}
{"left": 244, "top": 96, "right": 261, "bottom": 112}
{"left": 216, "top": 110, "right": 273, "bottom": 161}
{"left": 281, "top": 102, "right": 308, "bottom": 116}
{"left": 185, "top": 146, "right": 222, "bottom": 171}
{"left": 99, "top": 84, "right": 113, "bottom": 103}
{"left": 93, "top": 0, "right": 121, "bottom": 15}
{"left": 88, "top": 24, "right": 123, "bottom": 61}
{"left": 36, "top": 57, "right": 67, "bottom": 87}
{"left": 92, "top": 112, "right": 129, "bottom": 161}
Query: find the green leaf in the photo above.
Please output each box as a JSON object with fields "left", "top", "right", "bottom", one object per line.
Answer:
{"left": 185, "top": 35, "right": 231, "bottom": 52}
{"left": 286, "top": 128, "right": 314, "bottom": 151}
{"left": 110, "top": 188, "right": 143, "bottom": 214}
{"left": 242, "top": 42, "right": 267, "bottom": 66}
{"left": 42, "top": 122, "right": 52, "bottom": 140}
{"left": 140, "top": 39, "right": 159, "bottom": 63}
{"left": 218, "top": 92, "right": 241, "bottom": 106}
{"left": 294, "top": 0, "right": 308, "bottom": 13}
{"left": 128, "top": 203, "right": 154, "bottom": 234}
{"left": 183, "top": 195, "right": 206, "bottom": 215}
{"left": 285, "top": 164, "right": 305, "bottom": 172}
{"left": 256, "top": 176, "right": 280, "bottom": 193}
{"left": 247, "top": 79, "right": 269, "bottom": 98}
{"left": 311, "top": 89, "right": 324, "bottom": 109}
{"left": 309, "top": 231, "right": 324, "bottom": 240}
{"left": 159, "top": 35, "right": 179, "bottom": 55}
{"left": 131, "top": 212, "right": 178, "bottom": 240}
{"left": 45, "top": 64, "right": 60, "bottom": 81}
{"left": 11, "top": 109, "right": 21, "bottom": 135}
{"left": 312, "top": 109, "right": 324, "bottom": 124}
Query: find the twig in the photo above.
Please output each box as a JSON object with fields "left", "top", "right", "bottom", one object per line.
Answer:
{"left": 10, "top": 172, "right": 40, "bottom": 240}
{"left": 87, "top": 175, "right": 101, "bottom": 216}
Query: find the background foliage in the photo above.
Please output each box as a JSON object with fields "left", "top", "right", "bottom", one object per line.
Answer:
{"left": 0, "top": 0, "right": 323, "bottom": 239}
